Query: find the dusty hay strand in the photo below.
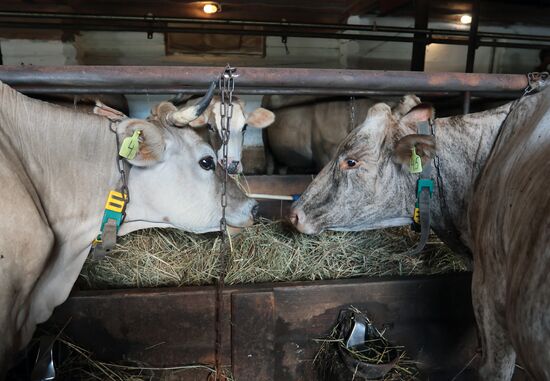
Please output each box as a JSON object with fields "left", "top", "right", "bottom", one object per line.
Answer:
{"left": 52, "top": 336, "right": 233, "bottom": 381}
{"left": 314, "top": 306, "right": 420, "bottom": 381}
{"left": 78, "top": 219, "right": 469, "bottom": 290}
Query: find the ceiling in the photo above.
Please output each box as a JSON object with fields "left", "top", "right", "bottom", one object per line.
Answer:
{"left": 1, "top": 0, "right": 550, "bottom": 26}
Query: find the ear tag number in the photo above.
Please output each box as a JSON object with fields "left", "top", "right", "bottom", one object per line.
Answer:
{"left": 409, "top": 146, "right": 423, "bottom": 173}
{"left": 119, "top": 130, "right": 141, "bottom": 160}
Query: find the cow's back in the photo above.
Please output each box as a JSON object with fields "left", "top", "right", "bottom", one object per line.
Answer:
{"left": 469, "top": 88, "right": 550, "bottom": 379}
{"left": 264, "top": 97, "right": 376, "bottom": 172}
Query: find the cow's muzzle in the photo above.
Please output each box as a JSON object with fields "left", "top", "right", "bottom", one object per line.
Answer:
{"left": 289, "top": 207, "right": 320, "bottom": 235}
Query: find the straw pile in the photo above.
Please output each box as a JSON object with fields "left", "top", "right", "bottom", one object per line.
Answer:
{"left": 51, "top": 336, "right": 232, "bottom": 381}
{"left": 314, "top": 307, "right": 419, "bottom": 381}
{"left": 78, "top": 219, "right": 469, "bottom": 290}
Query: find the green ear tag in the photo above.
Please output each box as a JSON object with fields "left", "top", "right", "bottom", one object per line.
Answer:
{"left": 119, "top": 130, "right": 141, "bottom": 160}
{"left": 409, "top": 146, "right": 423, "bottom": 173}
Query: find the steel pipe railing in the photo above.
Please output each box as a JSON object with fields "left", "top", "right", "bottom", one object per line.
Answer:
{"left": 0, "top": 66, "right": 528, "bottom": 94}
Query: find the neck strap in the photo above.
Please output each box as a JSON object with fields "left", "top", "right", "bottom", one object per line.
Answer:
{"left": 90, "top": 122, "right": 131, "bottom": 259}
{"left": 404, "top": 120, "right": 434, "bottom": 256}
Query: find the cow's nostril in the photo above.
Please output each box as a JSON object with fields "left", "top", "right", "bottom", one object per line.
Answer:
{"left": 289, "top": 211, "right": 299, "bottom": 226}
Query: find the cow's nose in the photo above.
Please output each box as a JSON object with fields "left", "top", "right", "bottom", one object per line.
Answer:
{"left": 289, "top": 209, "right": 303, "bottom": 227}
{"left": 227, "top": 160, "right": 240, "bottom": 174}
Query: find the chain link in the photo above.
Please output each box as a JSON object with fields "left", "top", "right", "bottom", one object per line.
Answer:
{"left": 213, "top": 64, "right": 236, "bottom": 381}
{"left": 218, "top": 65, "right": 236, "bottom": 235}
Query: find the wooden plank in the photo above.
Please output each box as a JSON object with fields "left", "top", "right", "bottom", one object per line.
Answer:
{"left": 270, "top": 273, "right": 477, "bottom": 380}
{"left": 231, "top": 291, "right": 275, "bottom": 381}
{"left": 43, "top": 274, "right": 479, "bottom": 380}
{"left": 244, "top": 175, "right": 313, "bottom": 196}
{"left": 46, "top": 286, "right": 232, "bottom": 367}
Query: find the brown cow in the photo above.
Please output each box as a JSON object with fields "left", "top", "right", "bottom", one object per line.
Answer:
{"left": 290, "top": 90, "right": 550, "bottom": 380}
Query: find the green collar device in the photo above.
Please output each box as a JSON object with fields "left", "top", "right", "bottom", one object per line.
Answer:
{"left": 407, "top": 120, "right": 434, "bottom": 255}
{"left": 90, "top": 129, "right": 139, "bottom": 259}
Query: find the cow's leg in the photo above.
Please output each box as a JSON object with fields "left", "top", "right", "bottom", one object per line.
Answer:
{"left": 0, "top": 190, "right": 54, "bottom": 376}
{"left": 472, "top": 267, "right": 516, "bottom": 381}
{"left": 506, "top": 233, "right": 550, "bottom": 381}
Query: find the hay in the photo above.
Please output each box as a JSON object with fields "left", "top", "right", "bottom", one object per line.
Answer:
{"left": 78, "top": 219, "right": 469, "bottom": 290}
{"left": 53, "top": 336, "right": 232, "bottom": 381}
{"left": 314, "top": 307, "right": 419, "bottom": 381}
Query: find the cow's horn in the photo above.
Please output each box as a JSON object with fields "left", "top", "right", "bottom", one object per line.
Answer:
{"left": 167, "top": 81, "right": 217, "bottom": 126}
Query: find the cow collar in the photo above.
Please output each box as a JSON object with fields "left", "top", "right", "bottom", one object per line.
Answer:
{"left": 90, "top": 121, "right": 132, "bottom": 259}
{"left": 404, "top": 119, "right": 434, "bottom": 255}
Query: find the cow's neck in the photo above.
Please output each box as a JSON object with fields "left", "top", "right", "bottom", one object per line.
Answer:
{"left": 12, "top": 102, "right": 119, "bottom": 249}
{"left": 1, "top": 87, "right": 123, "bottom": 338}
{"left": 430, "top": 102, "right": 512, "bottom": 253}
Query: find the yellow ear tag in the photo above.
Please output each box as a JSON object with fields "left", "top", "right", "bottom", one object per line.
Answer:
{"left": 119, "top": 130, "right": 141, "bottom": 160}
{"left": 409, "top": 146, "right": 423, "bottom": 173}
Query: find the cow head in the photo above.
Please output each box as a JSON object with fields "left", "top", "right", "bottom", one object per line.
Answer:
{"left": 289, "top": 95, "right": 435, "bottom": 234}
{"left": 158, "top": 90, "right": 275, "bottom": 174}
{"left": 113, "top": 117, "right": 258, "bottom": 234}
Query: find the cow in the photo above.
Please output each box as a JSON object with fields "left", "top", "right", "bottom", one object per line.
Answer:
{"left": 32, "top": 93, "right": 129, "bottom": 115}
{"left": 289, "top": 89, "right": 550, "bottom": 380}
{"left": 0, "top": 81, "right": 257, "bottom": 378}
{"left": 162, "top": 91, "right": 276, "bottom": 174}
{"left": 261, "top": 94, "right": 510, "bottom": 175}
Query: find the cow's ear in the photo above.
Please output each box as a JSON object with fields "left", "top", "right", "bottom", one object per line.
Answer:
{"left": 392, "top": 134, "right": 436, "bottom": 169}
{"left": 149, "top": 101, "right": 178, "bottom": 128}
{"left": 117, "top": 119, "right": 165, "bottom": 167}
{"left": 93, "top": 100, "right": 127, "bottom": 122}
{"left": 246, "top": 108, "right": 275, "bottom": 129}
{"left": 392, "top": 94, "right": 421, "bottom": 118}
{"left": 399, "top": 103, "right": 434, "bottom": 131}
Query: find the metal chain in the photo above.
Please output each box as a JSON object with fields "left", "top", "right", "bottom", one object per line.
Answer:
{"left": 213, "top": 64, "right": 236, "bottom": 381}
{"left": 349, "top": 96, "right": 356, "bottom": 131}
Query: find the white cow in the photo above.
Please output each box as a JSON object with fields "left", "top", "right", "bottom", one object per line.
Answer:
{"left": 160, "top": 92, "right": 276, "bottom": 174}
{"left": 0, "top": 82, "right": 257, "bottom": 377}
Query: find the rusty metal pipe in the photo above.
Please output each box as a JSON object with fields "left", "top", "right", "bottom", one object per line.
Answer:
{"left": 0, "top": 66, "right": 528, "bottom": 93}
{"left": 2, "top": 11, "right": 550, "bottom": 44}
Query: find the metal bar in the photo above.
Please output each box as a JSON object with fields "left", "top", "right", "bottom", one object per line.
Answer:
{"left": 410, "top": 0, "right": 429, "bottom": 71}
{"left": 0, "top": 20, "right": 427, "bottom": 44}
{"left": 13, "top": 86, "right": 462, "bottom": 96}
{"left": 0, "top": 66, "right": 528, "bottom": 93}
{"left": 463, "top": 91, "right": 471, "bottom": 114}
{"left": 1, "top": 17, "right": 549, "bottom": 51}
{"left": 0, "top": 20, "right": 547, "bottom": 51}
{"left": 1, "top": 10, "right": 550, "bottom": 44}
{"left": 465, "top": 0, "right": 480, "bottom": 73}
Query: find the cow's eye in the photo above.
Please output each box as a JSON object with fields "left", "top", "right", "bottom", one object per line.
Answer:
{"left": 242, "top": 124, "right": 248, "bottom": 133}
{"left": 339, "top": 158, "right": 359, "bottom": 171}
{"left": 199, "top": 156, "right": 216, "bottom": 171}
{"left": 207, "top": 123, "right": 215, "bottom": 132}
{"left": 346, "top": 159, "right": 357, "bottom": 168}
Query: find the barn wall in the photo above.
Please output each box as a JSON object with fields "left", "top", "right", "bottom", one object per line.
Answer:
{"left": 347, "top": 15, "right": 542, "bottom": 73}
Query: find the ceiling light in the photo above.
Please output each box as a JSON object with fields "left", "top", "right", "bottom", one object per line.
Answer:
{"left": 460, "top": 15, "right": 472, "bottom": 24}
{"left": 203, "top": 2, "right": 220, "bottom": 14}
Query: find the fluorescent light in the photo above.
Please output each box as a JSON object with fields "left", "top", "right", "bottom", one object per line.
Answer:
{"left": 203, "top": 3, "right": 220, "bottom": 14}
{"left": 460, "top": 15, "right": 472, "bottom": 24}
